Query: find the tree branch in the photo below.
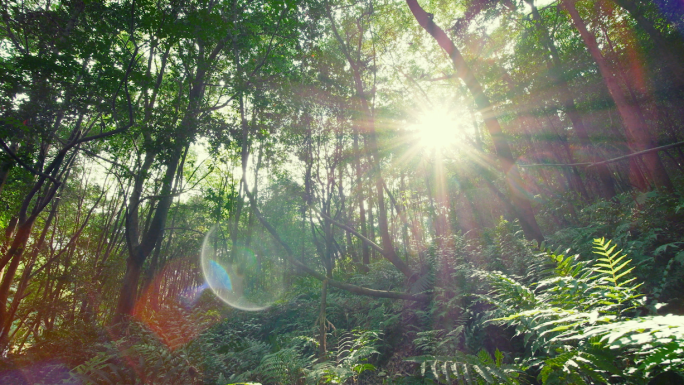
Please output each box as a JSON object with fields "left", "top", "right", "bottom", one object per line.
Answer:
{"left": 0, "top": 138, "right": 60, "bottom": 185}
{"left": 243, "top": 183, "right": 427, "bottom": 302}
{"left": 315, "top": 208, "right": 386, "bottom": 256}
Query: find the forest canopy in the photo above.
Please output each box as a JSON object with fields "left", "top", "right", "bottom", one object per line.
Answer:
{"left": 1, "top": 0, "right": 684, "bottom": 383}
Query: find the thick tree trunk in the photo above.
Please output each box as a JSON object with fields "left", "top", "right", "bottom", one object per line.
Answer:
{"left": 115, "top": 146, "right": 181, "bottom": 320}
{"left": 115, "top": 255, "right": 144, "bottom": 318}
{"left": 563, "top": 0, "right": 674, "bottom": 192}
{"left": 406, "top": 0, "right": 544, "bottom": 242}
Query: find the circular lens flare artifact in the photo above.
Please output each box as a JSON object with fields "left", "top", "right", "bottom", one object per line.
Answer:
{"left": 201, "top": 224, "right": 284, "bottom": 311}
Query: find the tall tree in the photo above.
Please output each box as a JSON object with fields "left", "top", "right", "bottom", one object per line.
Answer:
{"left": 562, "top": 0, "right": 674, "bottom": 192}
{"left": 526, "top": 0, "right": 616, "bottom": 199}
{"left": 405, "top": 0, "right": 544, "bottom": 242}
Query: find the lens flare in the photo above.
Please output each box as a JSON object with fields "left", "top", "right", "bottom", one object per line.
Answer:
{"left": 200, "top": 224, "right": 284, "bottom": 311}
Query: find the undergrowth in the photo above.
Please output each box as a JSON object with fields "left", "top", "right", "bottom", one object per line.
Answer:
{"left": 9, "top": 193, "right": 684, "bottom": 384}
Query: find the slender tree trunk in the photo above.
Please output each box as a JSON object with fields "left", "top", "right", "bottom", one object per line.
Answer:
{"left": 318, "top": 279, "right": 328, "bottom": 359}
{"left": 325, "top": 6, "right": 412, "bottom": 277}
{"left": 367, "top": 185, "right": 376, "bottom": 261}
{"left": 0, "top": 217, "right": 35, "bottom": 336}
{"left": 245, "top": 145, "right": 262, "bottom": 248}
{"left": 353, "top": 133, "right": 370, "bottom": 266}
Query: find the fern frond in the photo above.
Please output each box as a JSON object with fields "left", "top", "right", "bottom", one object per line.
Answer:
{"left": 589, "top": 238, "right": 644, "bottom": 316}
{"left": 539, "top": 350, "right": 614, "bottom": 385}
{"left": 257, "top": 346, "right": 314, "bottom": 384}
{"left": 306, "top": 329, "right": 379, "bottom": 384}
{"left": 407, "top": 349, "right": 522, "bottom": 384}
{"left": 592, "top": 238, "right": 638, "bottom": 289}
{"left": 478, "top": 271, "right": 539, "bottom": 312}
{"left": 410, "top": 271, "right": 435, "bottom": 294}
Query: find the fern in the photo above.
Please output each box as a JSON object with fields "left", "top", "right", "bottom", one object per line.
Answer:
{"left": 483, "top": 238, "right": 684, "bottom": 384}
{"left": 406, "top": 349, "right": 522, "bottom": 384}
{"left": 410, "top": 271, "right": 435, "bottom": 294}
{"left": 306, "top": 329, "right": 380, "bottom": 384}
{"left": 255, "top": 345, "right": 314, "bottom": 384}
{"left": 537, "top": 350, "right": 616, "bottom": 385}
{"left": 476, "top": 271, "right": 539, "bottom": 315}
{"left": 559, "top": 314, "right": 684, "bottom": 378}
{"left": 64, "top": 333, "right": 205, "bottom": 384}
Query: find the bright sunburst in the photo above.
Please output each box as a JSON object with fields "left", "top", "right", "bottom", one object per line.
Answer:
{"left": 409, "top": 106, "right": 460, "bottom": 150}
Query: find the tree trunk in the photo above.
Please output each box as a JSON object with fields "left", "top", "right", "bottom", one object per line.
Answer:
{"left": 115, "top": 255, "right": 144, "bottom": 319}
{"left": 527, "top": 0, "right": 616, "bottom": 199}
{"left": 0, "top": 143, "right": 18, "bottom": 197}
{"left": 563, "top": 0, "right": 674, "bottom": 192}
{"left": 115, "top": 145, "right": 182, "bottom": 319}
{"left": 353, "top": 133, "right": 370, "bottom": 265}
{"left": 318, "top": 279, "right": 328, "bottom": 359}
{"left": 113, "top": 33, "right": 221, "bottom": 320}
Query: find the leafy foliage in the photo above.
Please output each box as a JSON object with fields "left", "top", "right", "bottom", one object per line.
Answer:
{"left": 484, "top": 238, "right": 684, "bottom": 384}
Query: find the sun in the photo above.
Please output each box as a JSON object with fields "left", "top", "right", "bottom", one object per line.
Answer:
{"left": 408, "top": 106, "right": 460, "bottom": 150}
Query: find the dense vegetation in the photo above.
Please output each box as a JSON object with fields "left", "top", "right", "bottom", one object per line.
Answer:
{"left": 1, "top": 0, "right": 684, "bottom": 383}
